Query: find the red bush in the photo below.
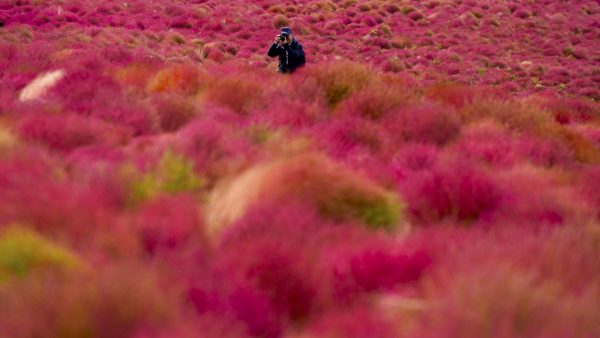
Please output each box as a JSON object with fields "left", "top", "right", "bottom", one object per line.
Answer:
{"left": 135, "top": 194, "right": 205, "bottom": 255}
{"left": 384, "top": 101, "right": 461, "bottom": 146}
{"left": 399, "top": 157, "right": 503, "bottom": 225}
{"left": 152, "top": 94, "right": 200, "bottom": 131}
{"left": 147, "top": 63, "right": 209, "bottom": 95}
{"left": 17, "top": 114, "right": 130, "bottom": 152}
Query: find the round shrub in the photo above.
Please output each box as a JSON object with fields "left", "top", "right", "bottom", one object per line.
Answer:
{"left": 152, "top": 94, "right": 200, "bottom": 132}
{"left": 0, "top": 226, "right": 82, "bottom": 282}
{"left": 385, "top": 101, "right": 461, "bottom": 146}
{"left": 399, "top": 157, "right": 503, "bottom": 225}
{"left": 272, "top": 14, "right": 290, "bottom": 28}
{"left": 17, "top": 114, "right": 130, "bottom": 152}
{"left": 147, "top": 63, "right": 208, "bottom": 95}
{"left": 301, "top": 62, "right": 374, "bottom": 108}
{"left": 205, "top": 153, "right": 406, "bottom": 240}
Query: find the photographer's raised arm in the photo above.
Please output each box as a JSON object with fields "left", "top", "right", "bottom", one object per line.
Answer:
{"left": 268, "top": 43, "right": 280, "bottom": 57}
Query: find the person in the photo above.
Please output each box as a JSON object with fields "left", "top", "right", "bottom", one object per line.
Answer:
{"left": 267, "top": 27, "right": 305, "bottom": 74}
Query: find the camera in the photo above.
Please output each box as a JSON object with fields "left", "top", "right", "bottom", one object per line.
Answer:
{"left": 278, "top": 34, "right": 288, "bottom": 42}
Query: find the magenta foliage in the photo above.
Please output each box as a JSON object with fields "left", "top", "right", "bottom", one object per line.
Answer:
{"left": 0, "top": 149, "right": 122, "bottom": 239}
{"left": 17, "top": 113, "right": 130, "bottom": 152}
{"left": 328, "top": 244, "right": 431, "bottom": 303}
{"left": 452, "top": 122, "right": 572, "bottom": 168}
{"left": 298, "top": 307, "right": 398, "bottom": 338}
{"left": 0, "top": 0, "right": 598, "bottom": 98}
{"left": 188, "top": 281, "right": 283, "bottom": 338}
{"left": 217, "top": 200, "right": 431, "bottom": 316}
{"left": 214, "top": 201, "right": 327, "bottom": 324}
{"left": 1, "top": 0, "right": 599, "bottom": 336}
{"left": 384, "top": 101, "right": 461, "bottom": 146}
{"left": 543, "top": 97, "right": 600, "bottom": 125}
{"left": 494, "top": 168, "right": 591, "bottom": 227}
{"left": 398, "top": 156, "right": 503, "bottom": 225}
{"left": 49, "top": 68, "right": 156, "bottom": 135}
{"left": 173, "top": 117, "right": 254, "bottom": 175}
{"left": 579, "top": 166, "right": 600, "bottom": 220}
{"left": 135, "top": 194, "right": 204, "bottom": 255}
{"left": 391, "top": 143, "right": 440, "bottom": 181}
{"left": 316, "top": 116, "right": 393, "bottom": 160}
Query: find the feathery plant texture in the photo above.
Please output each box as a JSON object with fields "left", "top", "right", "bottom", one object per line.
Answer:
{"left": 0, "top": 0, "right": 600, "bottom": 337}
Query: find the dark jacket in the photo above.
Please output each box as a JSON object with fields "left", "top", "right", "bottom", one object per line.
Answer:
{"left": 267, "top": 39, "right": 306, "bottom": 73}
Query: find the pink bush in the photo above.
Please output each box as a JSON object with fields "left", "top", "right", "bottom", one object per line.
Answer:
{"left": 17, "top": 114, "right": 130, "bottom": 152}
{"left": 47, "top": 68, "right": 157, "bottom": 135}
{"left": 384, "top": 101, "right": 461, "bottom": 146}
{"left": 542, "top": 97, "right": 600, "bottom": 124}
{"left": 316, "top": 116, "right": 393, "bottom": 159}
{"left": 151, "top": 94, "right": 200, "bottom": 132}
{"left": 217, "top": 200, "right": 429, "bottom": 316}
{"left": 398, "top": 156, "right": 503, "bottom": 225}
{"left": 328, "top": 245, "right": 431, "bottom": 302}
{"left": 452, "top": 121, "right": 573, "bottom": 168}
{"left": 495, "top": 166, "right": 593, "bottom": 226}
{"left": 579, "top": 166, "right": 600, "bottom": 220}
{"left": 391, "top": 143, "right": 440, "bottom": 181}
{"left": 173, "top": 117, "right": 252, "bottom": 177}
{"left": 0, "top": 150, "right": 121, "bottom": 238}
{"left": 135, "top": 194, "right": 205, "bottom": 255}
{"left": 293, "top": 307, "right": 398, "bottom": 338}
{"left": 188, "top": 277, "right": 284, "bottom": 338}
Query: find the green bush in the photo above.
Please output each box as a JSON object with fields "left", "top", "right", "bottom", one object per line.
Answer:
{"left": 0, "top": 226, "right": 82, "bottom": 282}
{"left": 129, "top": 151, "right": 204, "bottom": 203}
{"left": 317, "top": 186, "right": 404, "bottom": 230}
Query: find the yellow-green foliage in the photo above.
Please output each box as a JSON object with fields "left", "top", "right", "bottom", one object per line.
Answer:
{"left": 0, "top": 226, "right": 81, "bottom": 282}
{"left": 247, "top": 124, "right": 277, "bottom": 145}
{"left": 318, "top": 189, "right": 404, "bottom": 230}
{"left": 277, "top": 153, "right": 405, "bottom": 229}
{"left": 130, "top": 151, "right": 204, "bottom": 203}
{"left": 285, "top": 153, "right": 405, "bottom": 230}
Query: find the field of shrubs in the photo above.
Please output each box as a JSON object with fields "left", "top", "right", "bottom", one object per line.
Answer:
{"left": 1, "top": 0, "right": 600, "bottom": 337}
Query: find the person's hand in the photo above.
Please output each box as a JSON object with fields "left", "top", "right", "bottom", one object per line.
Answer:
{"left": 275, "top": 35, "right": 285, "bottom": 46}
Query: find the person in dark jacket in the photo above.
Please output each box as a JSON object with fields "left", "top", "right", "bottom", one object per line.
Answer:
{"left": 267, "top": 27, "right": 305, "bottom": 74}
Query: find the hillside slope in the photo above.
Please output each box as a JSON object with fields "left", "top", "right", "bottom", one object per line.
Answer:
{"left": 1, "top": 0, "right": 600, "bottom": 337}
